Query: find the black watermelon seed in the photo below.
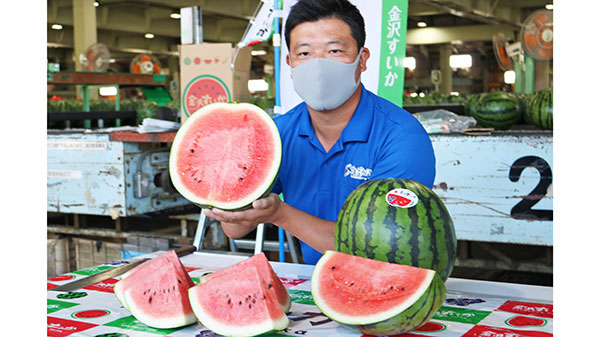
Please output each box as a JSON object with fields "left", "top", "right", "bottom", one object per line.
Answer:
{"left": 268, "top": 283, "right": 272, "bottom": 289}
{"left": 331, "top": 266, "right": 335, "bottom": 270}
{"left": 148, "top": 296, "right": 152, "bottom": 303}
{"left": 190, "top": 149, "right": 194, "bottom": 153}
{"left": 239, "top": 301, "right": 242, "bottom": 305}
{"left": 178, "top": 279, "right": 182, "bottom": 284}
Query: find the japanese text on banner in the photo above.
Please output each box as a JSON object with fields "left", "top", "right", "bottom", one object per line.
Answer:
{"left": 378, "top": 0, "right": 408, "bottom": 107}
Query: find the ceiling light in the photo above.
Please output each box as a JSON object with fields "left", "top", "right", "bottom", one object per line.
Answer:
{"left": 170, "top": 12, "right": 181, "bottom": 19}
{"left": 251, "top": 50, "right": 267, "bottom": 56}
{"left": 93, "top": 1, "right": 99, "bottom": 6}
{"left": 417, "top": 21, "right": 427, "bottom": 28}
{"left": 504, "top": 70, "right": 516, "bottom": 84}
{"left": 248, "top": 79, "right": 269, "bottom": 92}
{"left": 545, "top": 4, "right": 553, "bottom": 10}
{"left": 99, "top": 87, "right": 117, "bottom": 96}
{"left": 403, "top": 56, "right": 416, "bottom": 70}
{"left": 449, "top": 54, "right": 472, "bottom": 68}
{"left": 51, "top": 24, "right": 63, "bottom": 30}
{"left": 144, "top": 33, "right": 155, "bottom": 39}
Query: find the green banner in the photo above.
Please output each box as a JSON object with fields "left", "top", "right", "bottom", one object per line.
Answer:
{"left": 378, "top": 0, "right": 409, "bottom": 107}
{"left": 433, "top": 306, "right": 492, "bottom": 325}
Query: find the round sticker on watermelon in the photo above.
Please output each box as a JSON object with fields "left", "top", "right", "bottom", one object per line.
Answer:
{"left": 183, "top": 75, "right": 231, "bottom": 118}
{"left": 385, "top": 188, "right": 418, "bottom": 208}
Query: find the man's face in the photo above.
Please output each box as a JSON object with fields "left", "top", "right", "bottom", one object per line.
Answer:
{"left": 286, "top": 17, "right": 369, "bottom": 82}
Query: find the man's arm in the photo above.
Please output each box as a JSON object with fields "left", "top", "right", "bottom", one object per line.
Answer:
{"left": 204, "top": 193, "right": 336, "bottom": 253}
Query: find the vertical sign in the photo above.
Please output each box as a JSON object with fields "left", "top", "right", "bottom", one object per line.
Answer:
{"left": 378, "top": 0, "right": 408, "bottom": 107}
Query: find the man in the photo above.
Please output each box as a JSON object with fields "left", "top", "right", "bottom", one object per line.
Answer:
{"left": 205, "top": 0, "right": 435, "bottom": 265}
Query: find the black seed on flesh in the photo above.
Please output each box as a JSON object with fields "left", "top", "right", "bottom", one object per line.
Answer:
{"left": 331, "top": 266, "right": 335, "bottom": 270}
{"left": 178, "top": 279, "right": 182, "bottom": 284}
{"left": 267, "top": 283, "right": 272, "bottom": 289}
{"left": 148, "top": 296, "right": 152, "bottom": 303}
{"left": 239, "top": 301, "right": 242, "bottom": 305}
{"left": 239, "top": 177, "right": 244, "bottom": 181}
{"left": 190, "top": 149, "right": 194, "bottom": 153}
{"left": 227, "top": 299, "right": 232, "bottom": 305}
{"left": 401, "top": 287, "right": 405, "bottom": 291}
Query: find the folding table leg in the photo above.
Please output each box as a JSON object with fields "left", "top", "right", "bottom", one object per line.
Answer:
{"left": 193, "top": 210, "right": 208, "bottom": 251}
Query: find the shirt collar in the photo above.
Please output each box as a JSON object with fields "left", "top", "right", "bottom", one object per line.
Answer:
{"left": 297, "top": 84, "right": 373, "bottom": 144}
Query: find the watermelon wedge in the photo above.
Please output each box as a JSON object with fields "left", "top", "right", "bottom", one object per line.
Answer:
{"left": 200, "top": 253, "right": 291, "bottom": 313}
{"left": 113, "top": 251, "right": 196, "bottom": 329}
{"left": 311, "top": 251, "right": 446, "bottom": 335}
{"left": 114, "top": 250, "right": 194, "bottom": 310}
{"left": 169, "top": 102, "right": 281, "bottom": 210}
{"left": 189, "top": 265, "right": 289, "bottom": 337}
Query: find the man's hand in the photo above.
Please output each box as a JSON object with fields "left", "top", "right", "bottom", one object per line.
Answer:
{"left": 203, "top": 193, "right": 284, "bottom": 238}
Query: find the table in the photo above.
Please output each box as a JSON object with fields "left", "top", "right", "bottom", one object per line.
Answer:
{"left": 47, "top": 251, "right": 553, "bottom": 337}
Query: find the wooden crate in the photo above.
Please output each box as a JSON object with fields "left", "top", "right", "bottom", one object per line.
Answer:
{"left": 73, "top": 238, "right": 122, "bottom": 270}
{"left": 47, "top": 238, "right": 70, "bottom": 277}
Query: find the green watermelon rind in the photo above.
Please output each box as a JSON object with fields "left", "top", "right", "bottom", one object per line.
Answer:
{"left": 182, "top": 74, "right": 232, "bottom": 117}
{"left": 525, "top": 89, "right": 553, "bottom": 130}
{"left": 169, "top": 102, "right": 282, "bottom": 211}
{"left": 335, "top": 178, "right": 457, "bottom": 282}
{"left": 311, "top": 251, "right": 446, "bottom": 334}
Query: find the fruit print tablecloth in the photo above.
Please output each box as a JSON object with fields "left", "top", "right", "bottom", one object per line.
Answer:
{"left": 47, "top": 252, "right": 552, "bottom": 337}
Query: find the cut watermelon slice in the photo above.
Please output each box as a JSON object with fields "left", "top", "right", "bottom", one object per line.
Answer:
{"left": 189, "top": 265, "right": 289, "bottom": 337}
{"left": 114, "top": 250, "right": 193, "bottom": 310}
{"left": 311, "top": 251, "right": 446, "bottom": 335}
{"left": 121, "top": 261, "right": 196, "bottom": 329}
{"left": 200, "top": 253, "right": 291, "bottom": 313}
{"left": 169, "top": 102, "right": 281, "bottom": 210}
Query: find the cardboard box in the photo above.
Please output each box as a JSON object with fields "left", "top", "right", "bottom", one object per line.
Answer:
{"left": 179, "top": 43, "right": 252, "bottom": 124}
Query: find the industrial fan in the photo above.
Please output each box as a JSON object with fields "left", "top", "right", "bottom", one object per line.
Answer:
{"left": 520, "top": 9, "right": 553, "bottom": 61}
{"left": 493, "top": 32, "right": 519, "bottom": 71}
{"left": 130, "top": 54, "right": 162, "bottom": 74}
{"left": 79, "top": 42, "right": 114, "bottom": 72}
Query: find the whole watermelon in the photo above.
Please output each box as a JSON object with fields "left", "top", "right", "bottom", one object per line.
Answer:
{"left": 463, "top": 93, "right": 482, "bottom": 117}
{"left": 335, "top": 178, "right": 457, "bottom": 282}
{"left": 472, "top": 91, "right": 523, "bottom": 130}
{"left": 525, "top": 89, "right": 553, "bottom": 130}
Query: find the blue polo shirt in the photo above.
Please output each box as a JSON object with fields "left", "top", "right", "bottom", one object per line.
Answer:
{"left": 271, "top": 85, "right": 435, "bottom": 265}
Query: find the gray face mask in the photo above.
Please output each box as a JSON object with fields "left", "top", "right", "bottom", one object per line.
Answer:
{"left": 291, "top": 48, "right": 363, "bottom": 111}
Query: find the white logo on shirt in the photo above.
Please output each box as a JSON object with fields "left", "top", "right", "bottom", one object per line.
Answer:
{"left": 344, "top": 163, "right": 372, "bottom": 181}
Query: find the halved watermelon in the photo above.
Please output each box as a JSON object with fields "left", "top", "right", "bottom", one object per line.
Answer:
{"left": 169, "top": 102, "right": 281, "bottom": 210}
{"left": 311, "top": 251, "right": 445, "bottom": 335}
{"left": 113, "top": 251, "right": 196, "bottom": 328}
{"left": 189, "top": 265, "right": 289, "bottom": 337}
{"left": 200, "top": 253, "right": 291, "bottom": 313}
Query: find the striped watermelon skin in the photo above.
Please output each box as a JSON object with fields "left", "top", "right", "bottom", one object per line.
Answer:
{"left": 335, "top": 178, "right": 457, "bottom": 282}
{"left": 525, "top": 90, "right": 553, "bottom": 130}
{"left": 472, "top": 91, "right": 523, "bottom": 130}
{"left": 355, "top": 272, "right": 446, "bottom": 335}
{"left": 463, "top": 93, "right": 482, "bottom": 117}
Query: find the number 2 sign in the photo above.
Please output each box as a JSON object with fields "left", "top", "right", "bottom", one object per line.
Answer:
{"left": 430, "top": 132, "right": 553, "bottom": 246}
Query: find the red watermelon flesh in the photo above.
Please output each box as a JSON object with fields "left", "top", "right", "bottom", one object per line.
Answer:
{"left": 122, "top": 261, "right": 196, "bottom": 329}
{"left": 169, "top": 103, "right": 281, "bottom": 210}
{"left": 314, "top": 251, "right": 432, "bottom": 318}
{"left": 200, "top": 253, "right": 291, "bottom": 313}
{"left": 189, "top": 265, "right": 289, "bottom": 336}
{"left": 114, "top": 251, "right": 193, "bottom": 310}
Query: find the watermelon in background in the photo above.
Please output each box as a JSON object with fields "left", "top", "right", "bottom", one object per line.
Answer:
{"left": 463, "top": 93, "right": 482, "bottom": 117}
{"left": 471, "top": 91, "right": 523, "bottom": 130}
{"left": 525, "top": 89, "right": 553, "bottom": 130}
{"left": 335, "top": 178, "right": 457, "bottom": 282}
{"left": 311, "top": 251, "right": 446, "bottom": 335}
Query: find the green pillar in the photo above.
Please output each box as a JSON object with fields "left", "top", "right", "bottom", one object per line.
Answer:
{"left": 440, "top": 44, "right": 452, "bottom": 95}
{"left": 73, "top": 0, "right": 97, "bottom": 99}
{"left": 513, "top": 56, "right": 522, "bottom": 94}
{"left": 524, "top": 56, "right": 535, "bottom": 94}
